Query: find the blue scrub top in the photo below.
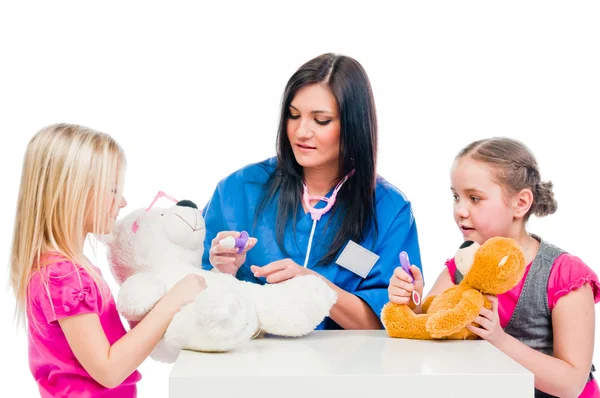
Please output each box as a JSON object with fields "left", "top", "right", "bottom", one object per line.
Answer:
{"left": 201, "top": 157, "right": 422, "bottom": 330}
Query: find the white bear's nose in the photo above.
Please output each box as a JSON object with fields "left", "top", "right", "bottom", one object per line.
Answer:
{"left": 176, "top": 199, "right": 198, "bottom": 209}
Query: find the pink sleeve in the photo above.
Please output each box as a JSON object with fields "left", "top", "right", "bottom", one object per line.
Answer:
{"left": 445, "top": 258, "right": 457, "bottom": 284}
{"left": 548, "top": 253, "right": 600, "bottom": 310}
{"left": 36, "top": 261, "right": 101, "bottom": 323}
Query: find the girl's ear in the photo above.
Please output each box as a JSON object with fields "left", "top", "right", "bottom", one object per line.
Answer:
{"left": 512, "top": 188, "right": 534, "bottom": 219}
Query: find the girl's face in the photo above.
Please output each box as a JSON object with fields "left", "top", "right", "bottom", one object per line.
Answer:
{"left": 450, "top": 156, "right": 517, "bottom": 244}
{"left": 286, "top": 83, "right": 341, "bottom": 173}
{"left": 105, "top": 188, "right": 127, "bottom": 233}
{"left": 85, "top": 174, "right": 127, "bottom": 235}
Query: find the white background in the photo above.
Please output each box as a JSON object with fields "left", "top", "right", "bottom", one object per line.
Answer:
{"left": 1, "top": 1, "right": 598, "bottom": 396}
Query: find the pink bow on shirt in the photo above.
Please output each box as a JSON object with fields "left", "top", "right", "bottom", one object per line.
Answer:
{"left": 62, "top": 286, "right": 96, "bottom": 313}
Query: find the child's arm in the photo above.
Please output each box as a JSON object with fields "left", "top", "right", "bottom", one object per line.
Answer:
{"left": 58, "top": 274, "right": 205, "bottom": 389}
{"left": 470, "top": 286, "right": 595, "bottom": 397}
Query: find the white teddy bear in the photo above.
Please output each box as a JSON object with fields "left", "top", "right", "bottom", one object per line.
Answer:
{"left": 104, "top": 195, "right": 337, "bottom": 363}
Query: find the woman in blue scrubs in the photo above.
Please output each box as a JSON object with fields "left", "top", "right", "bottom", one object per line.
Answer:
{"left": 202, "top": 53, "right": 423, "bottom": 330}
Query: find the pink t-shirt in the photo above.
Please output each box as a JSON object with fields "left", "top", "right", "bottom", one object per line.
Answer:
{"left": 446, "top": 252, "right": 600, "bottom": 397}
{"left": 27, "top": 255, "right": 141, "bottom": 397}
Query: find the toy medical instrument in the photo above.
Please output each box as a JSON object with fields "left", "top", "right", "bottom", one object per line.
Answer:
{"left": 400, "top": 251, "right": 421, "bottom": 305}
{"left": 219, "top": 231, "right": 250, "bottom": 251}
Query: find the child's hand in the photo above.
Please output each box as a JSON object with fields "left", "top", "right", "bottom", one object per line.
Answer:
{"left": 467, "top": 295, "right": 507, "bottom": 346}
{"left": 209, "top": 231, "right": 258, "bottom": 276}
{"left": 388, "top": 265, "right": 424, "bottom": 309}
{"left": 164, "top": 274, "right": 207, "bottom": 311}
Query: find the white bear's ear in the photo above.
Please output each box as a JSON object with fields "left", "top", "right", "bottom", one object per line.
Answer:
{"left": 97, "top": 233, "right": 113, "bottom": 246}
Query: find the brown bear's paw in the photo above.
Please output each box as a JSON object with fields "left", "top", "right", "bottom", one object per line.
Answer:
{"left": 381, "top": 302, "right": 433, "bottom": 340}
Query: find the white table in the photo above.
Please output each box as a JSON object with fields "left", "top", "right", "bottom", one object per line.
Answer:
{"left": 169, "top": 330, "right": 533, "bottom": 398}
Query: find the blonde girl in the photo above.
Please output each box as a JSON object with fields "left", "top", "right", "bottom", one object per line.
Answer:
{"left": 10, "top": 123, "right": 205, "bottom": 397}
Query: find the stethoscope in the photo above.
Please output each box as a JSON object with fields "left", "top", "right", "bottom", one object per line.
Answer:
{"left": 302, "top": 170, "right": 354, "bottom": 268}
{"left": 301, "top": 171, "right": 420, "bottom": 306}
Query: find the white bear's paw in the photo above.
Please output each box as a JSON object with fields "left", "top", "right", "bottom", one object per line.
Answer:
{"left": 194, "top": 287, "right": 257, "bottom": 342}
{"left": 254, "top": 275, "right": 337, "bottom": 336}
{"left": 295, "top": 275, "right": 338, "bottom": 315}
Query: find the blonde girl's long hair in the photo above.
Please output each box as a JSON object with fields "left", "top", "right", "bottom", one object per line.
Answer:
{"left": 10, "top": 123, "right": 126, "bottom": 324}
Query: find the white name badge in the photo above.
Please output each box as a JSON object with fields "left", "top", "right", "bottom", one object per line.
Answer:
{"left": 335, "top": 240, "right": 379, "bottom": 278}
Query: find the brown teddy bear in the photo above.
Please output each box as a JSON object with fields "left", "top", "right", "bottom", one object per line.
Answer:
{"left": 381, "top": 236, "right": 527, "bottom": 340}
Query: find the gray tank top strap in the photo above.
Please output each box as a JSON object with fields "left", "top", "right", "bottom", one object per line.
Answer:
{"left": 455, "top": 268, "right": 465, "bottom": 284}
{"left": 504, "top": 236, "right": 563, "bottom": 331}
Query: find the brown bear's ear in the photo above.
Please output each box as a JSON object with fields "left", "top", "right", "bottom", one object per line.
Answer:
{"left": 498, "top": 255, "right": 509, "bottom": 268}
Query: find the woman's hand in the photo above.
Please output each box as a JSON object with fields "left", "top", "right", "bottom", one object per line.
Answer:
{"left": 209, "top": 231, "right": 257, "bottom": 276}
{"left": 250, "top": 259, "right": 314, "bottom": 283}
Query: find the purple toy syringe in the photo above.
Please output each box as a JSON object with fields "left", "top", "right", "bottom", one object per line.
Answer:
{"left": 400, "top": 251, "right": 421, "bottom": 305}
{"left": 219, "top": 231, "right": 249, "bottom": 251}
